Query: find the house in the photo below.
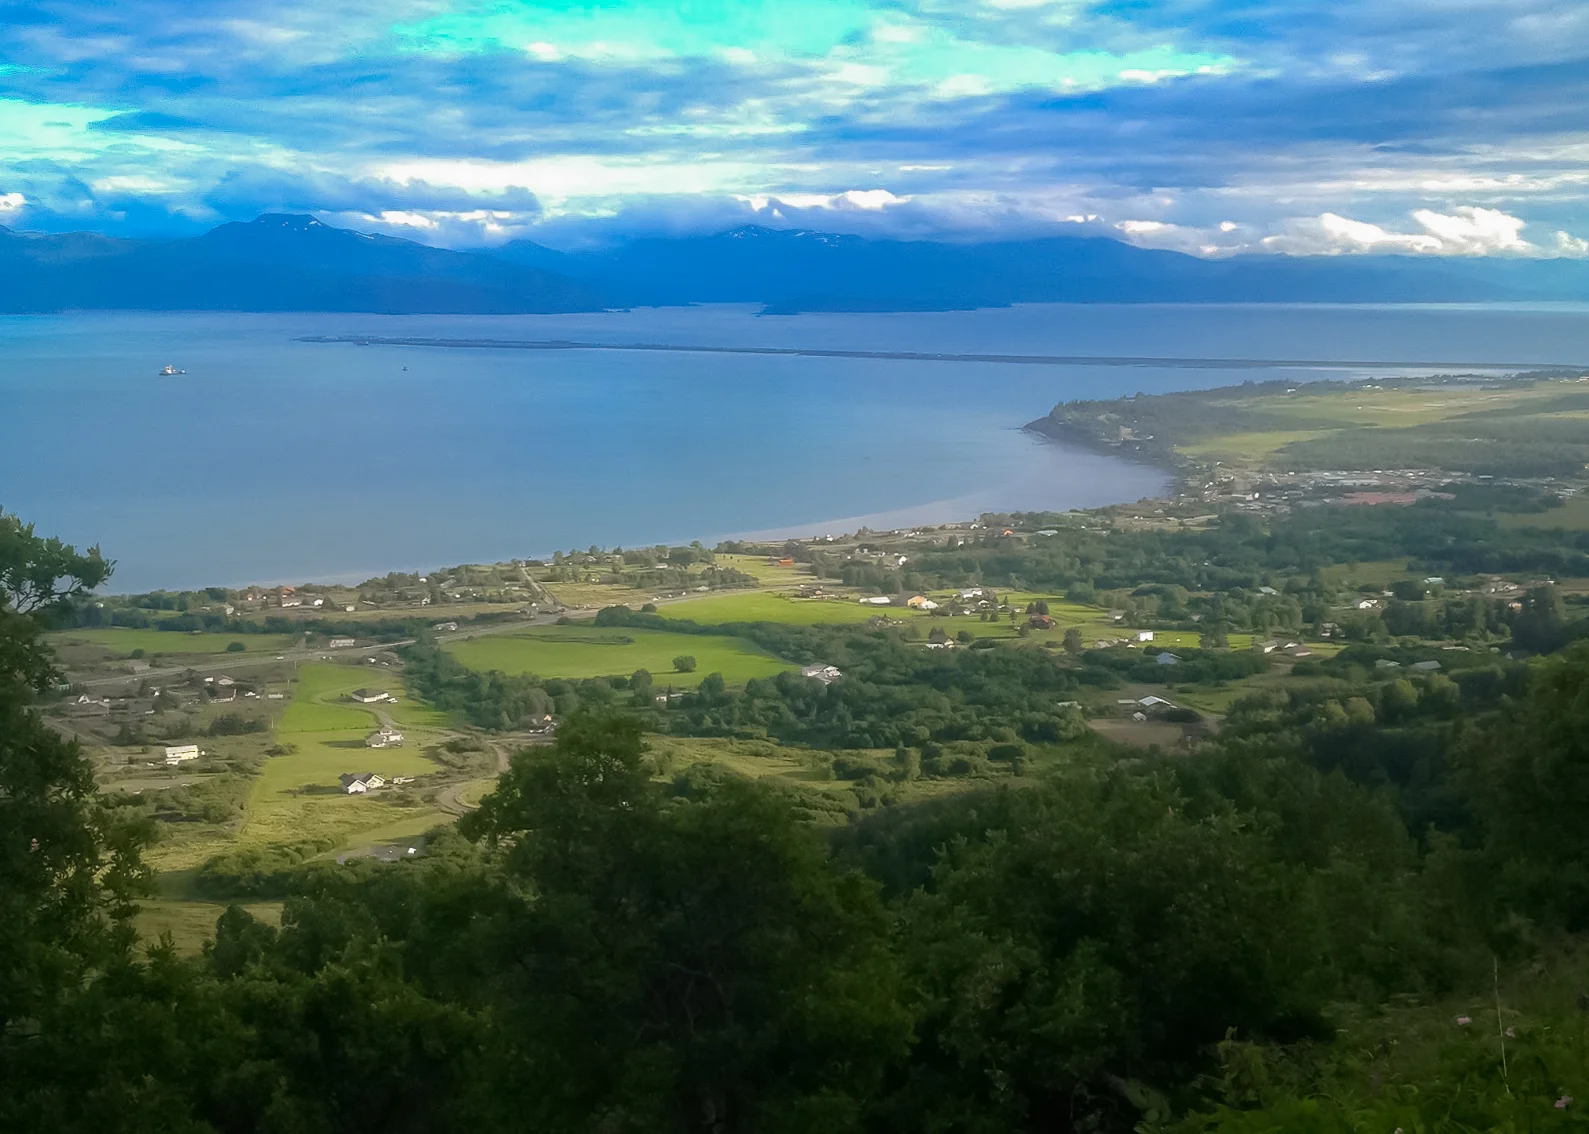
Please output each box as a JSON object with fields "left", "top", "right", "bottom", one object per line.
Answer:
{"left": 164, "top": 745, "right": 200, "bottom": 765}
{"left": 215, "top": 676, "right": 234, "bottom": 686}
{"left": 906, "top": 595, "right": 931, "bottom": 608}
{"left": 958, "top": 587, "right": 990, "bottom": 600}
{"left": 339, "top": 772, "right": 386, "bottom": 795}
{"left": 210, "top": 684, "right": 236, "bottom": 703}
{"left": 1375, "top": 659, "right": 1402, "bottom": 669}
{"left": 859, "top": 596, "right": 892, "bottom": 606}
{"left": 1135, "top": 630, "right": 1154, "bottom": 642}
{"left": 1258, "top": 585, "right": 1279, "bottom": 596}
{"left": 1155, "top": 651, "right": 1181, "bottom": 666}
{"left": 432, "top": 621, "right": 458, "bottom": 632}
{"left": 328, "top": 637, "right": 357, "bottom": 649}
{"left": 1137, "top": 695, "right": 1177, "bottom": 711}
{"left": 801, "top": 663, "right": 843, "bottom": 685}
{"left": 1411, "top": 660, "right": 1442, "bottom": 671}
{"left": 365, "top": 726, "right": 405, "bottom": 748}
{"left": 349, "top": 688, "right": 393, "bottom": 704}
{"left": 1028, "top": 614, "right": 1055, "bottom": 630}
{"left": 1257, "top": 640, "right": 1282, "bottom": 654}
{"left": 1356, "top": 598, "right": 1380, "bottom": 610}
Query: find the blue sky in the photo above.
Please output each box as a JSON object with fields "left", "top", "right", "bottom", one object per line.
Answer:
{"left": 1, "top": 0, "right": 1586, "bottom": 255}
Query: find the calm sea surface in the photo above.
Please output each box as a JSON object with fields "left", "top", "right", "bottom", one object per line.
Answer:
{"left": 3, "top": 303, "right": 1588, "bottom": 593}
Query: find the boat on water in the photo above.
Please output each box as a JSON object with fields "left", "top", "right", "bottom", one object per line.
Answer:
{"left": 159, "top": 364, "right": 186, "bottom": 376}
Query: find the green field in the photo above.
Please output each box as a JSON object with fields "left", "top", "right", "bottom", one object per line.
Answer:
{"left": 446, "top": 624, "right": 791, "bottom": 685}
{"left": 1499, "top": 493, "right": 1589, "bottom": 531}
{"left": 49, "top": 627, "right": 299, "bottom": 656}
{"left": 662, "top": 590, "right": 901, "bottom": 626}
{"left": 241, "top": 663, "right": 450, "bottom": 848}
{"left": 714, "top": 553, "right": 811, "bottom": 585}
{"left": 135, "top": 898, "right": 283, "bottom": 953}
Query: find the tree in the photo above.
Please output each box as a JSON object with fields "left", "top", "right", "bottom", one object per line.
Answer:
{"left": 673, "top": 655, "right": 697, "bottom": 673}
{"left": 224, "top": 640, "right": 245, "bottom": 653}
{"left": 1063, "top": 627, "right": 1085, "bottom": 655}
{"left": 1200, "top": 623, "right": 1230, "bottom": 650}
{"left": 462, "top": 715, "right": 911, "bottom": 1130}
{"left": 0, "top": 511, "right": 155, "bottom": 1117}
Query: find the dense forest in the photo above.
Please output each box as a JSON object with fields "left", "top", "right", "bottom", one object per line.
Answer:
{"left": 13, "top": 506, "right": 1589, "bottom": 1132}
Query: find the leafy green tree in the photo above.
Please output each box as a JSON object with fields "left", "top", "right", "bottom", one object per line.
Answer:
{"left": 463, "top": 715, "right": 911, "bottom": 1131}
{"left": 0, "top": 511, "right": 158, "bottom": 1122}
{"left": 673, "top": 654, "right": 697, "bottom": 673}
{"left": 888, "top": 772, "right": 1327, "bottom": 1131}
{"left": 1063, "top": 627, "right": 1085, "bottom": 655}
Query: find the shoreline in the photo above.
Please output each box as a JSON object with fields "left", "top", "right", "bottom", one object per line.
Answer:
{"left": 96, "top": 434, "right": 1171, "bottom": 596}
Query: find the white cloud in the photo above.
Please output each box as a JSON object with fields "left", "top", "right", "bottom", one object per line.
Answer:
{"left": 1410, "top": 206, "right": 1531, "bottom": 253}
{"left": 0, "top": 191, "right": 24, "bottom": 212}
{"left": 1254, "top": 207, "right": 1541, "bottom": 256}
{"left": 1559, "top": 230, "right": 1589, "bottom": 257}
{"left": 744, "top": 188, "right": 911, "bottom": 212}
{"left": 372, "top": 209, "right": 437, "bottom": 229}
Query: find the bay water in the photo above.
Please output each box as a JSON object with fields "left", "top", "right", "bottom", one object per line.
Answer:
{"left": 3, "top": 303, "right": 1587, "bottom": 593}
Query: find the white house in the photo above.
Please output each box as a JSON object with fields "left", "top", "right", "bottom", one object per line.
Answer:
{"left": 328, "top": 637, "right": 357, "bottom": 649}
{"left": 164, "top": 745, "right": 200, "bottom": 765}
{"left": 801, "top": 663, "right": 843, "bottom": 685}
{"left": 340, "top": 772, "right": 386, "bottom": 795}
{"left": 859, "top": 596, "right": 892, "bottom": 606}
{"left": 1137, "top": 695, "right": 1176, "bottom": 710}
{"left": 365, "top": 726, "right": 405, "bottom": 748}
{"left": 1135, "top": 630, "right": 1154, "bottom": 642}
{"left": 349, "top": 688, "right": 393, "bottom": 704}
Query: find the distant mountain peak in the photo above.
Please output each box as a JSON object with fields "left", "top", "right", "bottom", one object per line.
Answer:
{"left": 248, "top": 213, "right": 328, "bottom": 231}
{"left": 721, "top": 225, "right": 855, "bottom": 246}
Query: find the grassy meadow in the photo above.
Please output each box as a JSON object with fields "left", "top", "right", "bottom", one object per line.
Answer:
{"left": 241, "top": 663, "right": 450, "bottom": 850}
{"left": 49, "top": 627, "right": 299, "bottom": 657}
{"left": 445, "top": 624, "right": 792, "bottom": 685}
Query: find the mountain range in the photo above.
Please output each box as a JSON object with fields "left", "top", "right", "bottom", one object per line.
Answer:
{"left": 3, "top": 213, "right": 1587, "bottom": 314}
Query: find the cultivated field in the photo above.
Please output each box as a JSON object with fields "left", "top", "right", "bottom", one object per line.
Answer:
{"left": 445, "top": 624, "right": 792, "bottom": 685}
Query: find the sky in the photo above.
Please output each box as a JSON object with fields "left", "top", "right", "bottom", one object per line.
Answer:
{"left": 1, "top": 0, "right": 1587, "bottom": 256}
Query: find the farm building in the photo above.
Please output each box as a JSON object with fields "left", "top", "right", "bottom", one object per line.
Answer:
{"left": 164, "top": 745, "right": 200, "bottom": 765}
{"left": 1135, "top": 630, "right": 1154, "bottom": 642}
{"left": 906, "top": 595, "right": 939, "bottom": 610}
{"left": 801, "top": 663, "right": 843, "bottom": 685}
{"left": 1156, "top": 652, "right": 1181, "bottom": 666}
{"left": 349, "top": 688, "right": 393, "bottom": 704}
{"left": 328, "top": 637, "right": 356, "bottom": 648}
{"left": 365, "top": 726, "right": 404, "bottom": 748}
{"left": 339, "top": 772, "right": 386, "bottom": 795}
